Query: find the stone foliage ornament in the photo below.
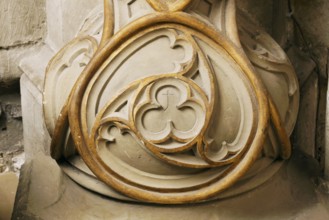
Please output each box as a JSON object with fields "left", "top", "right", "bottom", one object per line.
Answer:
{"left": 43, "top": 0, "right": 299, "bottom": 204}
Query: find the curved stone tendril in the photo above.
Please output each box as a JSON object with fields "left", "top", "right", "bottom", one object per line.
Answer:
{"left": 99, "top": 0, "right": 114, "bottom": 49}
{"left": 91, "top": 58, "right": 212, "bottom": 165}
{"left": 269, "top": 97, "right": 292, "bottom": 159}
{"left": 67, "top": 12, "right": 273, "bottom": 204}
{"left": 186, "top": 34, "right": 253, "bottom": 166}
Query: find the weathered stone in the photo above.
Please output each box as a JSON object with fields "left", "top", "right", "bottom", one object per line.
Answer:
{"left": 0, "top": 162, "right": 5, "bottom": 173}
{"left": 293, "top": 0, "right": 329, "bottom": 78}
{"left": 46, "top": 0, "right": 101, "bottom": 50}
{"left": 19, "top": 45, "right": 55, "bottom": 91}
{"left": 2, "top": 103, "right": 21, "bottom": 119}
{"left": 20, "top": 74, "right": 51, "bottom": 159}
{"left": 0, "top": 94, "right": 23, "bottom": 153}
{"left": 0, "top": 47, "right": 26, "bottom": 85}
{"left": 0, "top": 152, "right": 13, "bottom": 173}
{"left": 293, "top": 72, "right": 319, "bottom": 158}
{"left": 12, "top": 154, "right": 63, "bottom": 220}
{"left": 5, "top": 104, "right": 21, "bottom": 119}
{"left": 0, "top": 0, "right": 46, "bottom": 84}
{"left": 62, "top": 0, "right": 102, "bottom": 43}
{"left": 0, "top": 151, "right": 25, "bottom": 175}
{"left": 19, "top": 0, "right": 102, "bottom": 161}
{"left": 287, "top": 46, "right": 317, "bottom": 87}
{"left": 0, "top": 172, "right": 18, "bottom": 220}
{"left": 271, "top": 0, "right": 294, "bottom": 48}
{"left": 0, "top": 0, "right": 46, "bottom": 48}
{"left": 325, "top": 73, "right": 329, "bottom": 180}
{"left": 294, "top": 0, "right": 329, "bottom": 48}
{"left": 316, "top": 79, "right": 327, "bottom": 173}
{"left": 0, "top": 118, "right": 23, "bottom": 153}
{"left": 11, "top": 151, "right": 329, "bottom": 220}
{"left": 236, "top": 0, "right": 273, "bottom": 33}
{"left": 0, "top": 103, "right": 4, "bottom": 130}
{"left": 18, "top": 44, "right": 54, "bottom": 158}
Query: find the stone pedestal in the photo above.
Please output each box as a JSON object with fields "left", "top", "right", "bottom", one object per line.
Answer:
{"left": 0, "top": 173, "right": 18, "bottom": 220}
{"left": 19, "top": 45, "right": 53, "bottom": 159}
{"left": 12, "top": 151, "right": 329, "bottom": 219}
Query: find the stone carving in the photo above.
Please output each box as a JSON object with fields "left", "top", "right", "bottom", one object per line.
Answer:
{"left": 44, "top": 37, "right": 98, "bottom": 135}
{"left": 43, "top": 0, "right": 299, "bottom": 204}
{"left": 147, "top": 0, "right": 193, "bottom": 12}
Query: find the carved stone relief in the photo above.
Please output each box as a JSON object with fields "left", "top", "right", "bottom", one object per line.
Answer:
{"left": 43, "top": 0, "right": 299, "bottom": 204}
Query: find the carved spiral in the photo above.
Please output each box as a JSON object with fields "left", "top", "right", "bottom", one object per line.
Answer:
{"left": 64, "top": 11, "right": 277, "bottom": 204}
{"left": 45, "top": 0, "right": 296, "bottom": 204}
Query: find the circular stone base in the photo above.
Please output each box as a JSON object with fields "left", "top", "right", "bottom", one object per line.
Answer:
{"left": 61, "top": 155, "right": 285, "bottom": 203}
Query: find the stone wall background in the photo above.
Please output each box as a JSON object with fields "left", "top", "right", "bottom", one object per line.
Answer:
{"left": 46, "top": 0, "right": 101, "bottom": 50}
{"left": 0, "top": 0, "right": 46, "bottom": 174}
{"left": 0, "top": 0, "right": 329, "bottom": 175}
{"left": 0, "top": 0, "right": 46, "bottom": 88}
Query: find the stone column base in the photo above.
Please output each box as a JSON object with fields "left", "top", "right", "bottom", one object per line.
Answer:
{"left": 12, "top": 151, "right": 329, "bottom": 220}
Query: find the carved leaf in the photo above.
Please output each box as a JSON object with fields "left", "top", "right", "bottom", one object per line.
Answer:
{"left": 43, "top": 36, "right": 98, "bottom": 136}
